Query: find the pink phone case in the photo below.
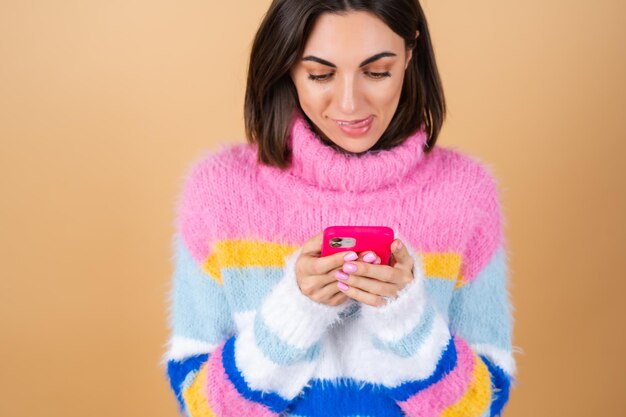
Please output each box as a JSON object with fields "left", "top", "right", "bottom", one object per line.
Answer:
{"left": 321, "top": 226, "right": 395, "bottom": 265}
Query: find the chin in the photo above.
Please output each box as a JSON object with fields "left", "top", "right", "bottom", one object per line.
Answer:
{"left": 335, "top": 140, "right": 377, "bottom": 155}
{"left": 336, "top": 131, "right": 380, "bottom": 154}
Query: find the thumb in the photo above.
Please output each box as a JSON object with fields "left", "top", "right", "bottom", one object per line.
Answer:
{"left": 302, "top": 231, "right": 324, "bottom": 255}
{"left": 390, "top": 239, "right": 412, "bottom": 271}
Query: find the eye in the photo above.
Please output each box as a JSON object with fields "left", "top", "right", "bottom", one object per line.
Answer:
{"left": 366, "top": 71, "right": 391, "bottom": 79}
{"left": 307, "top": 73, "right": 334, "bottom": 82}
{"left": 306, "top": 71, "right": 391, "bottom": 83}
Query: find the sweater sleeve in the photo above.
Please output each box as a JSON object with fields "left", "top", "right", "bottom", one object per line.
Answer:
{"left": 358, "top": 172, "right": 517, "bottom": 417}
{"left": 163, "top": 154, "right": 349, "bottom": 417}
{"left": 163, "top": 233, "right": 236, "bottom": 416}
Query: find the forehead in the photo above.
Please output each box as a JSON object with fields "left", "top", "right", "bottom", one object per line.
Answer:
{"left": 302, "top": 11, "right": 404, "bottom": 63}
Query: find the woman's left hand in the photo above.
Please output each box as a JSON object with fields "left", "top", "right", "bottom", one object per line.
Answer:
{"left": 335, "top": 239, "right": 414, "bottom": 307}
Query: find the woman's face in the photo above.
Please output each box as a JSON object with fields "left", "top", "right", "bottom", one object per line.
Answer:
{"left": 290, "top": 11, "right": 414, "bottom": 154}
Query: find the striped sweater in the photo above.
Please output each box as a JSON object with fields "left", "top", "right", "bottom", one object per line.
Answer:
{"left": 162, "top": 112, "right": 517, "bottom": 416}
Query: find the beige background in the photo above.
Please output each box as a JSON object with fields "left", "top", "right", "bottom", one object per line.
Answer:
{"left": 1, "top": 1, "right": 624, "bottom": 416}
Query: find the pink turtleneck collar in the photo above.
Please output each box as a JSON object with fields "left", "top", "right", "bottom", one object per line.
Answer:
{"left": 283, "top": 112, "right": 429, "bottom": 193}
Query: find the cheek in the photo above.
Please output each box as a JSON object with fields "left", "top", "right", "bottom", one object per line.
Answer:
{"left": 364, "top": 79, "right": 404, "bottom": 106}
{"left": 297, "top": 83, "right": 333, "bottom": 111}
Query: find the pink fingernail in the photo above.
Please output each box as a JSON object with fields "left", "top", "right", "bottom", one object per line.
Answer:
{"left": 374, "top": 257, "right": 381, "bottom": 265}
{"left": 335, "top": 271, "right": 349, "bottom": 281}
{"left": 343, "top": 263, "right": 357, "bottom": 273}
{"left": 363, "top": 252, "right": 376, "bottom": 263}
{"left": 344, "top": 252, "right": 358, "bottom": 261}
{"left": 337, "top": 282, "right": 349, "bottom": 292}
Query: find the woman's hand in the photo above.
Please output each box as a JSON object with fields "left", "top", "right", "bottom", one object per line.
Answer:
{"left": 295, "top": 232, "right": 357, "bottom": 307}
{"left": 335, "top": 239, "right": 415, "bottom": 307}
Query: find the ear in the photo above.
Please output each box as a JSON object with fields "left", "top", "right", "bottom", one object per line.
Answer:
{"left": 405, "top": 30, "right": 420, "bottom": 70}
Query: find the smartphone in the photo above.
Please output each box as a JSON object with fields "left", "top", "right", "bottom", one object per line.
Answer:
{"left": 321, "top": 226, "right": 395, "bottom": 265}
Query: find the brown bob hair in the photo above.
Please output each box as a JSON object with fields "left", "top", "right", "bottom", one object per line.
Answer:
{"left": 244, "top": 0, "right": 446, "bottom": 169}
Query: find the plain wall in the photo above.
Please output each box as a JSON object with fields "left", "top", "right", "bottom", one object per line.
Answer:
{"left": 1, "top": 1, "right": 624, "bottom": 416}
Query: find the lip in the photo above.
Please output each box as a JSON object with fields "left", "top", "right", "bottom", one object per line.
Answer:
{"left": 334, "top": 115, "right": 374, "bottom": 137}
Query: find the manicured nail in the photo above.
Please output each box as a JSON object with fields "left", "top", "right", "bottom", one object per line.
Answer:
{"left": 343, "top": 263, "right": 357, "bottom": 273}
{"left": 335, "top": 271, "right": 349, "bottom": 281}
{"left": 337, "top": 282, "right": 349, "bottom": 292}
{"left": 344, "top": 252, "right": 358, "bottom": 261}
{"left": 363, "top": 252, "right": 376, "bottom": 263}
{"left": 392, "top": 240, "right": 403, "bottom": 252}
{"left": 374, "top": 257, "right": 381, "bottom": 265}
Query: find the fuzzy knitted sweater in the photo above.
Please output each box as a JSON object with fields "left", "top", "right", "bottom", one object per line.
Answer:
{"left": 163, "top": 112, "right": 517, "bottom": 417}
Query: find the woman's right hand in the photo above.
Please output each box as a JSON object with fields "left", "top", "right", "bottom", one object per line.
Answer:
{"left": 295, "top": 232, "right": 355, "bottom": 307}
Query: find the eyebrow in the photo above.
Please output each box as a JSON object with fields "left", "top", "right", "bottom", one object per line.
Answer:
{"left": 301, "top": 51, "right": 397, "bottom": 68}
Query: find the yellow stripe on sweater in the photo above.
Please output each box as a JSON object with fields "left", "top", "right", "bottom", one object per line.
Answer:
{"left": 201, "top": 239, "right": 467, "bottom": 287}
{"left": 202, "top": 240, "right": 299, "bottom": 284}
{"left": 420, "top": 252, "right": 468, "bottom": 288}
{"left": 454, "top": 276, "right": 467, "bottom": 289}
{"left": 182, "top": 362, "right": 218, "bottom": 417}
{"left": 421, "top": 252, "right": 462, "bottom": 280}
{"left": 441, "top": 352, "right": 492, "bottom": 417}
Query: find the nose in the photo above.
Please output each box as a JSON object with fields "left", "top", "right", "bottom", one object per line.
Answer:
{"left": 335, "top": 74, "right": 360, "bottom": 115}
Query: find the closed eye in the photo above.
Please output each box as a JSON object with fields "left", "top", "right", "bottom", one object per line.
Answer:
{"left": 367, "top": 71, "right": 391, "bottom": 79}
{"left": 307, "top": 73, "right": 333, "bottom": 82}
{"left": 307, "top": 71, "right": 392, "bottom": 83}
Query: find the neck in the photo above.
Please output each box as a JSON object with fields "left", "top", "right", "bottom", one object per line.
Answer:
{"left": 282, "top": 112, "right": 429, "bottom": 193}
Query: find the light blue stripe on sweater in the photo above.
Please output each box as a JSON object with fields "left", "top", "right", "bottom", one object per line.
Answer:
{"left": 253, "top": 311, "right": 321, "bottom": 365}
{"left": 372, "top": 303, "right": 436, "bottom": 357}
{"left": 170, "top": 235, "right": 234, "bottom": 343}
{"left": 221, "top": 266, "right": 282, "bottom": 312}
{"left": 448, "top": 244, "right": 512, "bottom": 350}
{"left": 423, "top": 277, "right": 457, "bottom": 320}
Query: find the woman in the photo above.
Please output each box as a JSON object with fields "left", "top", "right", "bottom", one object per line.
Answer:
{"left": 164, "top": 1, "right": 517, "bottom": 416}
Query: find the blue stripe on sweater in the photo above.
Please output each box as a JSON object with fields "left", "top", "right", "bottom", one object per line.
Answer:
{"left": 386, "top": 335, "right": 457, "bottom": 401}
{"left": 480, "top": 354, "right": 512, "bottom": 417}
{"left": 287, "top": 378, "right": 403, "bottom": 417}
{"left": 449, "top": 245, "right": 512, "bottom": 350}
{"left": 171, "top": 236, "right": 234, "bottom": 343}
{"left": 423, "top": 277, "right": 456, "bottom": 321}
{"left": 221, "top": 335, "right": 289, "bottom": 413}
{"left": 166, "top": 354, "right": 208, "bottom": 413}
{"left": 254, "top": 312, "right": 321, "bottom": 365}
{"left": 372, "top": 303, "right": 436, "bottom": 357}
{"left": 221, "top": 266, "right": 282, "bottom": 312}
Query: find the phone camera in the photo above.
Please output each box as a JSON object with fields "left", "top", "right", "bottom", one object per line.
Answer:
{"left": 330, "top": 238, "right": 343, "bottom": 248}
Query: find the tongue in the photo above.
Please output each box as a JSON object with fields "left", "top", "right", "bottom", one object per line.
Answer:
{"left": 345, "top": 116, "right": 371, "bottom": 128}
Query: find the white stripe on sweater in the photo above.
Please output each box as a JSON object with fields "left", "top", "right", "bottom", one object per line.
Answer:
{"left": 313, "top": 312, "right": 452, "bottom": 386}
{"left": 259, "top": 248, "right": 349, "bottom": 350}
{"left": 162, "top": 335, "right": 218, "bottom": 364}
{"left": 359, "top": 234, "right": 442, "bottom": 343}
{"left": 233, "top": 311, "right": 318, "bottom": 399}
{"left": 471, "top": 343, "right": 517, "bottom": 376}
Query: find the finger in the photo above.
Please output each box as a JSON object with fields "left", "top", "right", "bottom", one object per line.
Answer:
{"left": 342, "top": 260, "right": 396, "bottom": 283}
{"left": 358, "top": 251, "right": 378, "bottom": 263}
{"left": 299, "top": 265, "right": 344, "bottom": 294}
{"left": 337, "top": 281, "right": 384, "bottom": 307}
{"left": 338, "top": 273, "right": 398, "bottom": 297}
{"left": 327, "top": 291, "right": 349, "bottom": 306}
{"left": 307, "top": 250, "right": 358, "bottom": 275}
{"left": 389, "top": 239, "right": 413, "bottom": 272}
{"left": 301, "top": 232, "right": 324, "bottom": 255}
{"left": 305, "top": 277, "right": 345, "bottom": 303}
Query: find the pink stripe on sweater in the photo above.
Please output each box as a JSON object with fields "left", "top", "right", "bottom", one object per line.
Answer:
{"left": 176, "top": 114, "right": 503, "bottom": 282}
{"left": 397, "top": 337, "right": 476, "bottom": 417}
{"left": 205, "top": 343, "right": 278, "bottom": 417}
